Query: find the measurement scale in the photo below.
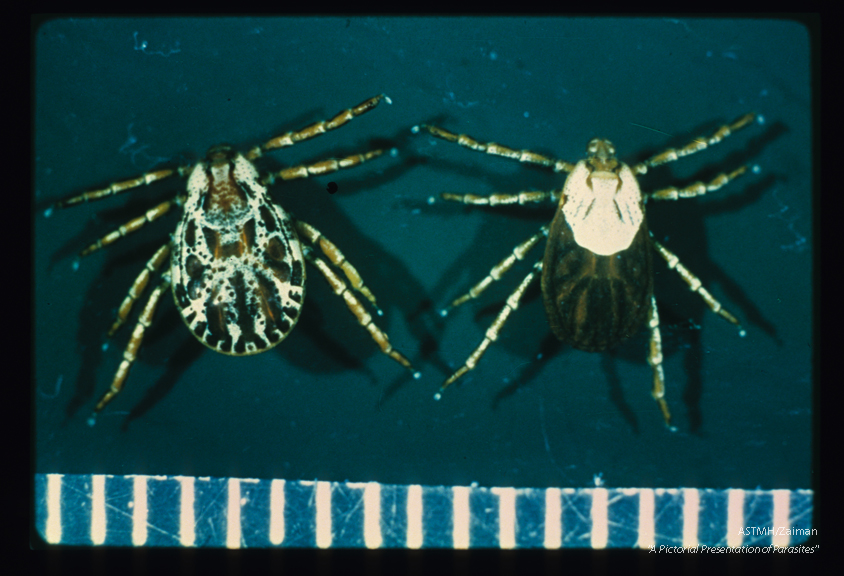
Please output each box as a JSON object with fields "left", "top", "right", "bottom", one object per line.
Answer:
{"left": 35, "top": 474, "right": 813, "bottom": 549}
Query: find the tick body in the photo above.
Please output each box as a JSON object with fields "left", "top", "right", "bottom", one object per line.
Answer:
{"left": 415, "top": 113, "right": 758, "bottom": 428}
{"left": 542, "top": 139, "right": 653, "bottom": 352}
{"left": 172, "top": 145, "right": 305, "bottom": 355}
{"left": 51, "top": 94, "right": 419, "bottom": 422}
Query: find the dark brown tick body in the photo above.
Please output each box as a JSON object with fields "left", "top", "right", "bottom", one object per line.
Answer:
{"left": 416, "top": 113, "right": 757, "bottom": 428}
{"left": 541, "top": 141, "right": 653, "bottom": 352}
{"left": 542, "top": 208, "right": 653, "bottom": 352}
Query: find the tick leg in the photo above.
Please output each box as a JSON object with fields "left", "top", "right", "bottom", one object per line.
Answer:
{"left": 246, "top": 94, "right": 391, "bottom": 160}
{"left": 51, "top": 166, "right": 190, "bottom": 211}
{"left": 78, "top": 195, "right": 184, "bottom": 257}
{"left": 632, "top": 113, "right": 756, "bottom": 175}
{"left": 438, "top": 189, "right": 562, "bottom": 206}
{"left": 413, "top": 124, "right": 576, "bottom": 173}
{"left": 438, "top": 261, "right": 542, "bottom": 397}
{"left": 651, "top": 238, "right": 745, "bottom": 336}
{"left": 647, "top": 294, "right": 675, "bottom": 430}
{"left": 262, "top": 149, "right": 384, "bottom": 185}
{"left": 442, "top": 227, "right": 548, "bottom": 316}
{"left": 295, "top": 220, "right": 381, "bottom": 315}
{"left": 89, "top": 273, "right": 172, "bottom": 424}
{"left": 647, "top": 165, "right": 749, "bottom": 201}
{"left": 107, "top": 243, "right": 172, "bottom": 337}
{"left": 303, "top": 249, "right": 420, "bottom": 379}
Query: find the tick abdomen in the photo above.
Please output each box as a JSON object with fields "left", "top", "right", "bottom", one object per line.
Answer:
{"left": 541, "top": 214, "right": 653, "bottom": 351}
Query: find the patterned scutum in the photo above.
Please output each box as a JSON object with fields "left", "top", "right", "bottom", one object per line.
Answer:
{"left": 171, "top": 145, "right": 305, "bottom": 356}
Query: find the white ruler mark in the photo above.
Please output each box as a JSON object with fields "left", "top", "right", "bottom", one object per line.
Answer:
{"left": 544, "top": 487, "right": 562, "bottom": 549}
{"left": 45, "top": 474, "right": 63, "bottom": 544}
{"left": 177, "top": 476, "right": 195, "bottom": 547}
{"left": 452, "top": 486, "right": 470, "bottom": 549}
{"left": 590, "top": 487, "right": 608, "bottom": 549}
{"left": 131, "top": 475, "right": 148, "bottom": 546}
{"left": 726, "top": 489, "right": 745, "bottom": 548}
{"left": 492, "top": 487, "right": 516, "bottom": 549}
{"left": 226, "top": 478, "right": 242, "bottom": 549}
{"left": 90, "top": 474, "right": 106, "bottom": 545}
{"left": 637, "top": 489, "right": 655, "bottom": 549}
{"left": 772, "top": 489, "right": 790, "bottom": 548}
{"left": 407, "top": 484, "right": 423, "bottom": 549}
{"left": 315, "top": 481, "right": 332, "bottom": 548}
{"left": 269, "top": 479, "right": 285, "bottom": 546}
{"left": 682, "top": 488, "right": 699, "bottom": 548}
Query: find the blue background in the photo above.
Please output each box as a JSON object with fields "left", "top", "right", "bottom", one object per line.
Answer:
{"left": 35, "top": 17, "right": 812, "bottom": 491}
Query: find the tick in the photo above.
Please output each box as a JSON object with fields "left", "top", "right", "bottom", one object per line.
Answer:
{"left": 50, "top": 94, "right": 419, "bottom": 423}
{"left": 414, "top": 113, "right": 758, "bottom": 429}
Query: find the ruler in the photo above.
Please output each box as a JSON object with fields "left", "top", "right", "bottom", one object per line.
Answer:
{"left": 34, "top": 474, "right": 813, "bottom": 549}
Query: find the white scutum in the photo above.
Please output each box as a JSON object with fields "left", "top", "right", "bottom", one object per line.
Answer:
{"left": 561, "top": 161, "right": 643, "bottom": 256}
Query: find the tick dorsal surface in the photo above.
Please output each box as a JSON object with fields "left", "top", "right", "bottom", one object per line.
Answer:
{"left": 172, "top": 145, "right": 306, "bottom": 356}
{"left": 541, "top": 138, "right": 652, "bottom": 352}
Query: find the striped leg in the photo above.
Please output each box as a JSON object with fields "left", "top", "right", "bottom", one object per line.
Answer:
{"left": 646, "top": 294, "right": 675, "bottom": 430}
{"left": 89, "top": 273, "right": 172, "bottom": 425}
{"left": 79, "top": 196, "right": 184, "bottom": 257}
{"left": 50, "top": 166, "right": 190, "bottom": 211}
{"left": 107, "top": 243, "right": 172, "bottom": 337}
{"left": 442, "top": 227, "right": 548, "bottom": 316}
{"left": 413, "top": 124, "right": 576, "bottom": 173}
{"left": 632, "top": 113, "right": 756, "bottom": 175}
{"left": 295, "top": 220, "right": 381, "bottom": 315}
{"left": 262, "top": 149, "right": 384, "bottom": 185}
{"left": 245, "top": 94, "right": 391, "bottom": 160}
{"left": 53, "top": 94, "right": 392, "bottom": 210}
{"left": 438, "top": 189, "right": 562, "bottom": 207}
{"left": 303, "top": 249, "right": 419, "bottom": 378}
{"left": 647, "top": 166, "right": 749, "bottom": 201}
{"left": 437, "top": 261, "right": 542, "bottom": 398}
{"left": 651, "top": 238, "right": 745, "bottom": 336}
